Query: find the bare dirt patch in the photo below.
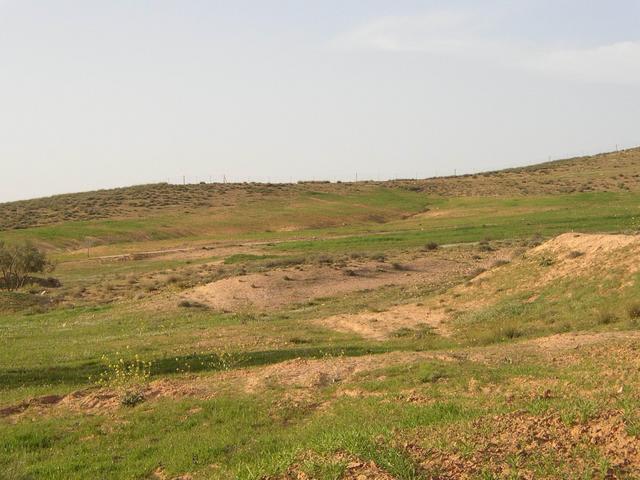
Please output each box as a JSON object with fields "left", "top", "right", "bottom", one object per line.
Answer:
{"left": 182, "top": 255, "right": 471, "bottom": 312}
{"left": 238, "top": 352, "right": 446, "bottom": 394}
{"left": 406, "top": 410, "right": 640, "bottom": 479}
{"left": 527, "top": 330, "right": 640, "bottom": 352}
{"left": 267, "top": 451, "right": 396, "bottom": 480}
{"left": 530, "top": 232, "right": 640, "bottom": 284}
{"left": 535, "top": 232, "right": 639, "bottom": 257}
{"left": 317, "top": 303, "right": 449, "bottom": 340}
{"left": 0, "top": 377, "right": 212, "bottom": 420}
{"left": 461, "top": 331, "right": 640, "bottom": 367}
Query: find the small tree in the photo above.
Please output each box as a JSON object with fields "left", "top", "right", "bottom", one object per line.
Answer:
{"left": 0, "top": 241, "right": 52, "bottom": 291}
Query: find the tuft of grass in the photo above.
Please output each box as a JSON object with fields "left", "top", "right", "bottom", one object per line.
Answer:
{"left": 224, "top": 253, "right": 278, "bottom": 265}
{"left": 120, "top": 390, "right": 145, "bottom": 407}
{"left": 391, "top": 327, "right": 414, "bottom": 338}
{"left": 423, "top": 241, "right": 439, "bottom": 251}
{"left": 492, "top": 259, "right": 510, "bottom": 268}
{"left": 502, "top": 325, "right": 524, "bottom": 339}
{"left": 627, "top": 303, "right": 640, "bottom": 320}
{"left": 469, "top": 267, "right": 486, "bottom": 279}
{"left": 478, "top": 240, "right": 494, "bottom": 252}
{"left": 421, "top": 370, "right": 448, "bottom": 384}
{"left": 595, "top": 310, "right": 617, "bottom": 325}
{"left": 391, "top": 262, "right": 410, "bottom": 271}
{"left": 178, "top": 300, "right": 207, "bottom": 309}
{"left": 539, "top": 256, "right": 554, "bottom": 267}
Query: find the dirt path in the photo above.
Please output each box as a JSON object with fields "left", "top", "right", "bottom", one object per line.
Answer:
{"left": 63, "top": 230, "right": 483, "bottom": 266}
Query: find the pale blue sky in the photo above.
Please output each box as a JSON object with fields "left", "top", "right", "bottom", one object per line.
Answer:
{"left": 1, "top": 1, "right": 639, "bottom": 201}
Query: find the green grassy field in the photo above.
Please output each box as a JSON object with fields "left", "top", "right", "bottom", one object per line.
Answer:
{"left": 2, "top": 265, "right": 639, "bottom": 478}
{"left": 2, "top": 149, "right": 640, "bottom": 479}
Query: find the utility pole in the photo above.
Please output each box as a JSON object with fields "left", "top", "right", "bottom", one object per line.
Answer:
{"left": 182, "top": 175, "right": 186, "bottom": 185}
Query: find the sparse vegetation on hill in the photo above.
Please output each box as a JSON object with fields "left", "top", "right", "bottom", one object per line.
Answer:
{"left": 1, "top": 147, "right": 639, "bottom": 232}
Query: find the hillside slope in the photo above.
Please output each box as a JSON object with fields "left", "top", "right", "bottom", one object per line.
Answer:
{"left": 1, "top": 147, "right": 638, "bottom": 231}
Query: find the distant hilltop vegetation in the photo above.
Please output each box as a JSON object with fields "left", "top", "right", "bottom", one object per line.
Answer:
{"left": 0, "top": 147, "right": 639, "bottom": 232}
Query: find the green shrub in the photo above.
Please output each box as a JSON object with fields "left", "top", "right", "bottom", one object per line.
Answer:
{"left": 0, "top": 241, "right": 53, "bottom": 291}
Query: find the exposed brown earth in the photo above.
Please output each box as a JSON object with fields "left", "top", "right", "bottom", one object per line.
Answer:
{"left": 406, "top": 410, "right": 640, "bottom": 479}
{"left": 182, "top": 256, "right": 473, "bottom": 312}
{"left": 0, "top": 378, "right": 212, "bottom": 421}
{"left": 316, "top": 303, "right": 449, "bottom": 340}
{"left": 272, "top": 452, "right": 396, "bottom": 480}
{"left": 530, "top": 232, "right": 640, "bottom": 285}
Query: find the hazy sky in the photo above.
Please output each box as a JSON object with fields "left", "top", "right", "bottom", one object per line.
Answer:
{"left": 1, "top": 1, "right": 639, "bottom": 201}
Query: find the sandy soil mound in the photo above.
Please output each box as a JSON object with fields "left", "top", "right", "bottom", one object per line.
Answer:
{"left": 442, "top": 232, "right": 640, "bottom": 319}
{"left": 182, "top": 257, "right": 469, "bottom": 312}
{"left": 530, "top": 232, "right": 640, "bottom": 284}
{"left": 316, "top": 303, "right": 449, "bottom": 340}
{"left": 535, "top": 232, "right": 639, "bottom": 256}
